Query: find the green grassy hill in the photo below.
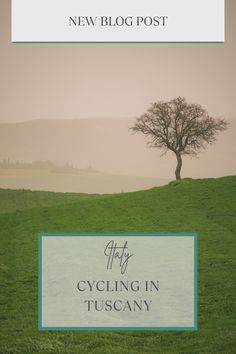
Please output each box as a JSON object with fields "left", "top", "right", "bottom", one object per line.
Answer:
{"left": 0, "top": 176, "right": 236, "bottom": 353}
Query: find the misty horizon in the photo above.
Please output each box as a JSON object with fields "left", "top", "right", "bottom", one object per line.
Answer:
{"left": 0, "top": 117, "right": 235, "bottom": 179}
{"left": 0, "top": 115, "right": 236, "bottom": 125}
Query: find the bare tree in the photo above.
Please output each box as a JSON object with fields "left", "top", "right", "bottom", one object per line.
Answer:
{"left": 131, "top": 97, "right": 228, "bottom": 180}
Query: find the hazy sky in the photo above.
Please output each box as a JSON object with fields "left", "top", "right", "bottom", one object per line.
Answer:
{"left": 0, "top": 0, "right": 236, "bottom": 123}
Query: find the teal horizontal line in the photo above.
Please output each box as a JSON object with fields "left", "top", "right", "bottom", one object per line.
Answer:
{"left": 12, "top": 41, "right": 224, "bottom": 44}
{"left": 39, "top": 326, "right": 197, "bottom": 331}
{"left": 38, "top": 232, "right": 198, "bottom": 237}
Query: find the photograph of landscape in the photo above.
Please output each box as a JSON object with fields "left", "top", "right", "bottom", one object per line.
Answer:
{"left": 0, "top": 0, "right": 235, "bottom": 353}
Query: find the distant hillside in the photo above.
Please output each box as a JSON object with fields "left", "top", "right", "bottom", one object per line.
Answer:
{"left": 0, "top": 166, "right": 168, "bottom": 193}
{"left": 0, "top": 118, "right": 235, "bottom": 179}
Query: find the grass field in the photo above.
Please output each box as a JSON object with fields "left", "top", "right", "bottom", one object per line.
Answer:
{"left": 0, "top": 176, "right": 236, "bottom": 353}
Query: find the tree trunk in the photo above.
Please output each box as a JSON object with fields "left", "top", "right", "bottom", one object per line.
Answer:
{"left": 175, "top": 152, "right": 182, "bottom": 180}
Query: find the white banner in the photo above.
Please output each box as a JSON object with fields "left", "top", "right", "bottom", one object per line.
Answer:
{"left": 12, "top": 0, "right": 224, "bottom": 43}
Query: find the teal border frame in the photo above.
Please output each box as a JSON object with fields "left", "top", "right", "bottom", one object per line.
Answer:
{"left": 38, "top": 232, "right": 198, "bottom": 331}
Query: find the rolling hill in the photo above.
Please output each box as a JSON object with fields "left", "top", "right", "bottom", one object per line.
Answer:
{"left": 0, "top": 176, "right": 235, "bottom": 353}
